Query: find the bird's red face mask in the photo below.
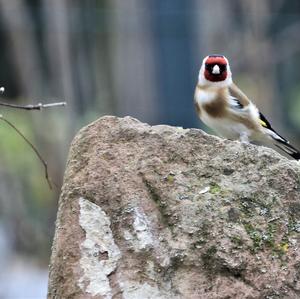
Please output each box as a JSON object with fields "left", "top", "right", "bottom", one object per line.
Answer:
{"left": 204, "top": 56, "right": 228, "bottom": 82}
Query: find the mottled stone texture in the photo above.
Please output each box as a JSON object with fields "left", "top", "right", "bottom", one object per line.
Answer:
{"left": 48, "top": 116, "right": 300, "bottom": 299}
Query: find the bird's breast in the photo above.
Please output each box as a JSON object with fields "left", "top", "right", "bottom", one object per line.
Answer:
{"left": 194, "top": 87, "right": 227, "bottom": 118}
{"left": 200, "top": 111, "right": 251, "bottom": 140}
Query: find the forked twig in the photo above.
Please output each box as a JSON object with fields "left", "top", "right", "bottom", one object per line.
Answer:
{"left": 0, "top": 87, "right": 65, "bottom": 189}
{"left": 0, "top": 114, "right": 53, "bottom": 189}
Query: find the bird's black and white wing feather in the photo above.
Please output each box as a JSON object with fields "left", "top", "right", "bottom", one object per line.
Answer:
{"left": 258, "top": 111, "right": 300, "bottom": 160}
{"left": 228, "top": 97, "right": 244, "bottom": 110}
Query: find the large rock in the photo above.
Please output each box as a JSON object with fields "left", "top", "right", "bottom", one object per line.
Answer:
{"left": 48, "top": 116, "right": 300, "bottom": 299}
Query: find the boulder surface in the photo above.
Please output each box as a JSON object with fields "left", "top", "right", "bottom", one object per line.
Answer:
{"left": 48, "top": 116, "right": 300, "bottom": 299}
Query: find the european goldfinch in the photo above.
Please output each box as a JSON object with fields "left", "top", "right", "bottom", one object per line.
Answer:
{"left": 194, "top": 54, "right": 300, "bottom": 160}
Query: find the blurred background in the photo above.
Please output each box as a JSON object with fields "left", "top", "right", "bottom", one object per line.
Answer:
{"left": 0, "top": 0, "right": 300, "bottom": 297}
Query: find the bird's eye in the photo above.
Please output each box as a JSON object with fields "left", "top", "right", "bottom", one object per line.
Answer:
{"left": 205, "top": 63, "right": 211, "bottom": 70}
{"left": 219, "top": 65, "right": 227, "bottom": 72}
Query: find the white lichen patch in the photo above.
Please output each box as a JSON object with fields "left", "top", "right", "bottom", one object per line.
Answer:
{"left": 199, "top": 186, "right": 210, "bottom": 194}
{"left": 123, "top": 206, "right": 172, "bottom": 268}
{"left": 78, "top": 197, "right": 121, "bottom": 298}
{"left": 133, "top": 207, "right": 154, "bottom": 250}
{"left": 123, "top": 207, "right": 154, "bottom": 251}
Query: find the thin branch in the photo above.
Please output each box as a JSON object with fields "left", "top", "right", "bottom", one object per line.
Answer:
{"left": 0, "top": 114, "right": 53, "bottom": 189}
{"left": 0, "top": 101, "right": 66, "bottom": 110}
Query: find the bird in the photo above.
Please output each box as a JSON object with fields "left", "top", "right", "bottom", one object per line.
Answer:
{"left": 194, "top": 54, "right": 300, "bottom": 160}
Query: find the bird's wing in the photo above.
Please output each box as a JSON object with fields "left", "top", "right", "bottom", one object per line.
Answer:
{"left": 229, "top": 83, "right": 251, "bottom": 107}
{"left": 227, "top": 83, "right": 253, "bottom": 114}
{"left": 229, "top": 83, "right": 300, "bottom": 160}
{"left": 228, "top": 84, "right": 280, "bottom": 135}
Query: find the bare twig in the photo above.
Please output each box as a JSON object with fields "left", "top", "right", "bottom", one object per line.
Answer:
{"left": 0, "top": 101, "right": 66, "bottom": 110}
{"left": 0, "top": 87, "right": 66, "bottom": 111}
{"left": 0, "top": 114, "right": 53, "bottom": 189}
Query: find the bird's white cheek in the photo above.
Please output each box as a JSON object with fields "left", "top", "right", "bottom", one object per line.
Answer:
{"left": 195, "top": 90, "right": 217, "bottom": 104}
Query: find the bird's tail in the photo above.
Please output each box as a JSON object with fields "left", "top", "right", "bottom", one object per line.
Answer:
{"left": 274, "top": 138, "right": 300, "bottom": 160}
{"left": 258, "top": 112, "right": 300, "bottom": 160}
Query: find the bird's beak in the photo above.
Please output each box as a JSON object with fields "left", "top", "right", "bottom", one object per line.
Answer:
{"left": 212, "top": 65, "right": 220, "bottom": 74}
